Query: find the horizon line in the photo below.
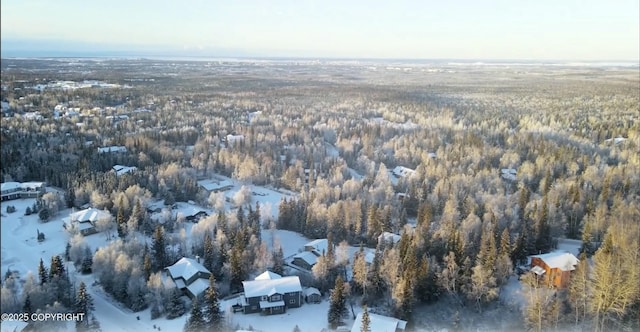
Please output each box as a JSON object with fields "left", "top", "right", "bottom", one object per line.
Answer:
{"left": 2, "top": 54, "right": 639, "bottom": 64}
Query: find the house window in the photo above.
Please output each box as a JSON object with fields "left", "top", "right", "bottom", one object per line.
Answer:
{"left": 261, "top": 295, "right": 268, "bottom": 301}
{"left": 251, "top": 305, "right": 257, "bottom": 310}
{"left": 272, "top": 295, "right": 281, "bottom": 301}
{"left": 289, "top": 299, "right": 295, "bottom": 304}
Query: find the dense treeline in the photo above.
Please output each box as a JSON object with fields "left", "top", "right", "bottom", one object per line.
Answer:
{"left": 1, "top": 59, "right": 638, "bottom": 331}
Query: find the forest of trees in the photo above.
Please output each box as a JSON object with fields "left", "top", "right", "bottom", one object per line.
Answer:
{"left": 0, "top": 58, "right": 638, "bottom": 331}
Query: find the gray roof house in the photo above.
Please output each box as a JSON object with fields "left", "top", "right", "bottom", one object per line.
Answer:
{"left": 241, "top": 271, "right": 303, "bottom": 315}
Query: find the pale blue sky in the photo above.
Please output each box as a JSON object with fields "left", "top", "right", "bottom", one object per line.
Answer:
{"left": 2, "top": 0, "right": 638, "bottom": 60}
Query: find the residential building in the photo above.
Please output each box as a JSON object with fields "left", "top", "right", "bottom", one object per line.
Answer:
{"left": 291, "top": 239, "right": 331, "bottom": 270}
{"left": 241, "top": 271, "right": 303, "bottom": 315}
{"left": 164, "top": 257, "right": 211, "bottom": 298}
{"left": 197, "top": 178, "right": 234, "bottom": 194}
{"left": 378, "top": 232, "right": 402, "bottom": 246}
{"left": 304, "top": 287, "right": 321, "bottom": 303}
{"left": 65, "top": 208, "right": 111, "bottom": 236}
{"left": 392, "top": 166, "right": 415, "bottom": 178}
{"left": 1, "top": 182, "right": 46, "bottom": 201}
{"left": 530, "top": 252, "right": 579, "bottom": 288}
{"left": 351, "top": 312, "right": 407, "bottom": 332}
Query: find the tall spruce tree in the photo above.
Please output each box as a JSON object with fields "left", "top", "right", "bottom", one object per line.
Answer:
{"left": 75, "top": 282, "right": 95, "bottom": 329}
{"left": 184, "top": 298, "right": 205, "bottom": 332}
{"left": 152, "top": 225, "right": 167, "bottom": 271}
{"left": 166, "top": 289, "right": 186, "bottom": 319}
{"left": 272, "top": 246, "right": 285, "bottom": 276}
{"left": 203, "top": 274, "right": 223, "bottom": 329}
{"left": 38, "top": 258, "right": 48, "bottom": 285}
{"left": 328, "top": 275, "right": 347, "bottom": 328}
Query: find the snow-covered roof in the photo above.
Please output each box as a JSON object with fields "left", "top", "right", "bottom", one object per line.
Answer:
{"left": 98, "top": 146, "right": 127, "bottom": 153}
{"left": 197, "top": 178, "right": 234, "bottom": 192}
{"left": 364, "top": 251, "right": 376, "bottom": 264}
{"left": 378, "top": 232, "right": 402, "bottom": 244}
{"left": 304, "top": 238, "right": 328, "bottom": 255}
{"left": 113, "top": 165, "right": 137, "bottom": 176}
{"left": 605, "top": 137, "right": 627, "bottom": 144}
{"left": 501, "top": 168, "right": 517, "bottom": 181}
{"left": 531, "top": 265, "right": 546, "bottom": 275}
{"left": 166, "top": 257, "right": 211, "bottom": 282}
{"left": 293, "top": 251, "right": 318, "bottom": 266}
{"left": 531, "top": 252, "right": 579, "bottom": 271}
{"left": 255, "top": 271, "right": 282, "bottom": 280}
{"left": 242, "top": 274, "right": 302, "bottom": 298}
{"left": 392, "top": 166, "right": 415, "bottom": 178}
{"left": 1, "top": 181, "right": 45, "bottom": 192}
{"left": 225, "top": 134, "right": 245, "bottom": 146}
{"left": 1, "top": 182, "right": 21, "bottom": 191}
{"left": 70, "top": 208, "right": 111, "bottom": 223}
{"left": 351, "top": 312, "right": 407, "bottom": 332}
{"left": 304, "top": 287, "right": 321, "bottom": 296}
{"left": 186, "top": 278, "right": 210, "bottom": 297}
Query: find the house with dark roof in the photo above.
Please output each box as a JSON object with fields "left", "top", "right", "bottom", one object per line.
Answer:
{"left": 241, "top": 271, "right": 303, "bottom": 315}
{"left": 164, "top": 257, "right": 211, "bottom": 298}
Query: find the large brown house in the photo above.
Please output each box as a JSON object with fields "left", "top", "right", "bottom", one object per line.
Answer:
{"left": 530, "top": 252, "right": 579, "bottom": 288}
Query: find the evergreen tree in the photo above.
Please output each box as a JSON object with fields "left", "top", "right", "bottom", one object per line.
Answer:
{"left": 166, "top": 289, "right": 187, "bottom": 319}
{"left": 65, "top": 186, "right": 75, "bottom": 209}
{"left": 75, "top": 282, "right": 95, "bottom": 329}
{"left": 394, "top": 275, "right": 413, "bottom": 321}
{"left": 81, "top": 247, "right": 93, "bottom": 274}
{"left": 534, "top": 195, "right": 552, "bottom": 253}
{"left": 184, "top": 298, "right": 205, "bottom": 332}
{"left": 65, "top": 241, "right": 72, "bottom": 261}
{"left": 499, "top": 228, "right": 511, "bottom": 257}
{"left": 272, "top": 246, "right": 285, "bottom": 276}
{"left": 128, "top": 198, "right": 144, "bottom": 233}
{"left": 152, "top": 225, "right": 167, "bottom": 271}
{"left": 229, "top": 236, "right": 245, "bottom": 292}
{"left": 477, "top": 224, "right": 498, "bottom": 271}
{"left": 116, "top": 205, "right": 126, "bottom": 238}
{"left": 38, "top": 206, "right": 50, "bottom": 221}
{"left": 143, "top": 245, "right": 152, "bottom": 280}
{"left": 367, "top": 248, "right": 385, "bottom": 299}
{"left": 203, "top": 274, "right": 223, "bottom": 329}
{"left": 23, "top": 294, "right": 33, "bottom": 315}
{"left": 361, "top": 305, "right": 371, "bottom": 332}
{"left": 366, "top": 205, "right": 382, "bottom": 243}
{"left": 38, "top": 258, "right": 48, "bottom": 284}
{"left": 352, "top": 244, "right": 368, "bottom": 296}
{"left": 328, "top": 275, "right": 347, "bottom": 328}
{"left": 203, "top": 232, "right": 215, "bottom": 273}
{"left": 579, "top": 219, "right": 595, "bottom": 257}
{"left": 49, "top": 255, "right": 66, "bottom": 279}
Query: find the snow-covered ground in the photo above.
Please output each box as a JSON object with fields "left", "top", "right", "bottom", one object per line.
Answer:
{"left": 222, "top": 297, "right": 331, "bottom": 332}
{"left": 0, "top": 196, "right": 336, "bottom": 332}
